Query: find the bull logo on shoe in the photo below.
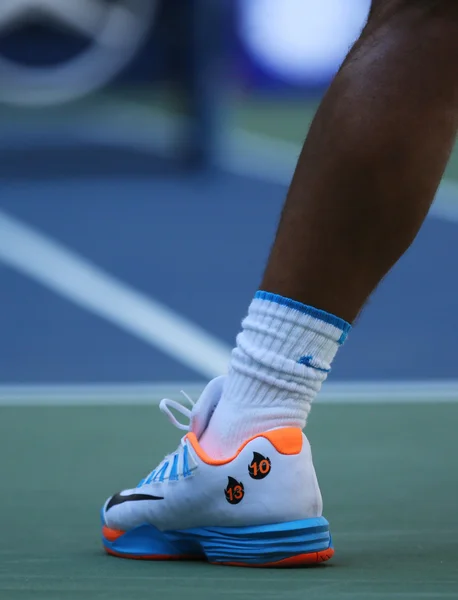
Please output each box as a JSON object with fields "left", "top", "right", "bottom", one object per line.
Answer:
{"left": 248, "top": 452, "right": 271, "bottom": 480}
{"left": 224, "top": 477, "right": 244, "bottom": 505}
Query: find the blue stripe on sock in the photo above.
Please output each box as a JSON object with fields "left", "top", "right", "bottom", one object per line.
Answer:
{"left": 298, "top": 355, "right": 331, "bottom": 373}
{"left": 338, "top": 329, "right": 349, "bottom": 344}
{"left": 254, "top": 291, "right": 351, "bottom": 335}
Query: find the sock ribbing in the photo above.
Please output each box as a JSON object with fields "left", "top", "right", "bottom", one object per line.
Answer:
{"left": 199, "top": 292, "right": 351, "bottom": 458}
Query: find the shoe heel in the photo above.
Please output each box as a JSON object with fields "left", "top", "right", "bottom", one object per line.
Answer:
{"left": 175, "top": 516, "right": 333, "bottom": 567}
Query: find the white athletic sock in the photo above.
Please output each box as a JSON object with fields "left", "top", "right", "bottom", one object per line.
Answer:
{"left": 200, "top": 291, "right": 351, "bottom": 458}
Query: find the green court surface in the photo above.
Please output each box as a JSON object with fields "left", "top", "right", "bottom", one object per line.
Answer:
{"left": 1, "top": 402, "right": 458, "bottom": 600}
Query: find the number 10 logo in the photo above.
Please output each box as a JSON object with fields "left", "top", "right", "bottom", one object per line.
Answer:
{"left": 248, "top": 452, "right": 271, "bottom": 480}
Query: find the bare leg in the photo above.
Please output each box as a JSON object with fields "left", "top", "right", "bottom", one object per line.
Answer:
{"left": 201, "top": 0, "right": 458, "bottom": 459}
{"left": 262, "top": 0, "right": 458, "bottom": 322}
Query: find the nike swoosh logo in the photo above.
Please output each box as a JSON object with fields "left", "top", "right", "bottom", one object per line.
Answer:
{"left": 298, "top": 355, "right": 331, "bottom": 373}
{"left": 106, "top": 492, "right": 164, "bottom": 511}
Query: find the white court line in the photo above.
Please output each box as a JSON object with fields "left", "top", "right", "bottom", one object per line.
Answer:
{"left": 1, "top": 108, "right": 457, "bottom": 390}
{"left": 0, "top": 209, "right": 231, "bottom": 379}
{"left": 0, "top": 380, "right": 457, "bottom": 406}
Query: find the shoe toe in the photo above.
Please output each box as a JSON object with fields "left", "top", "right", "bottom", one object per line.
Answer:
{"left": 102, "top": 488, "right": 158, "bottom": 531}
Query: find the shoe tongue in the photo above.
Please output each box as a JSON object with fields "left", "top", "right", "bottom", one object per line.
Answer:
{"left": 189, "top": 376, "right": 225, "bottom": 440}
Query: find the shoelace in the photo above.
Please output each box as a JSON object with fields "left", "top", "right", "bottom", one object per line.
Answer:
{"left": 138, "top": 391, "right": 195, "bottom": 487}
{"left": 159, "top": 390, "right": 195, "bottom": 432}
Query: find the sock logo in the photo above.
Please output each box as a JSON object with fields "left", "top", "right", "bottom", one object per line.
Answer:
{"left": 224, "top": 477, "right": 244, "bottom": 505}
{"left": 248, "top": 452, "right": 271, "bottom": 480}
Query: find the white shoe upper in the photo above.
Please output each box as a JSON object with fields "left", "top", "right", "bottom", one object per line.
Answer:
{"left": 103, "top": 377, "right": 323, "bottom": 532}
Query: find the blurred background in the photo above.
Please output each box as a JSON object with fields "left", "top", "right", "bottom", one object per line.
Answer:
{"left": 2, "top": 6, "right": 457, "bottom": 596}
{"left": 1, "top": 0, "right": 457, "bottom": 399}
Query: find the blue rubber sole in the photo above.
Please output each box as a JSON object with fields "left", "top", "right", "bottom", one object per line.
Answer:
{"left": 102, "top": 514, "right": 334, "bottom": 567}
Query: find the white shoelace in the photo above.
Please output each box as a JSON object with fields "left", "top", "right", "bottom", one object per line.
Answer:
{"left": 159, "top": 390, "right": 195, "bottom": 432}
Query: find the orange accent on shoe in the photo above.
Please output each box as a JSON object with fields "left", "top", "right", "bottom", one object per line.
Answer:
{"left": 104, "top": 547, "right": 201, "bottom": 561}
{"left": 102, "top": 526, "right": 126, "bottom": 542}
{"left": 186, "top": 427, "right": 303, "bottom": 466}
{"left": 212, "top": 547, "right": 334, "bottom": 568}
{"left": 262, "top": 428, "right": 303, "bottom": 455}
